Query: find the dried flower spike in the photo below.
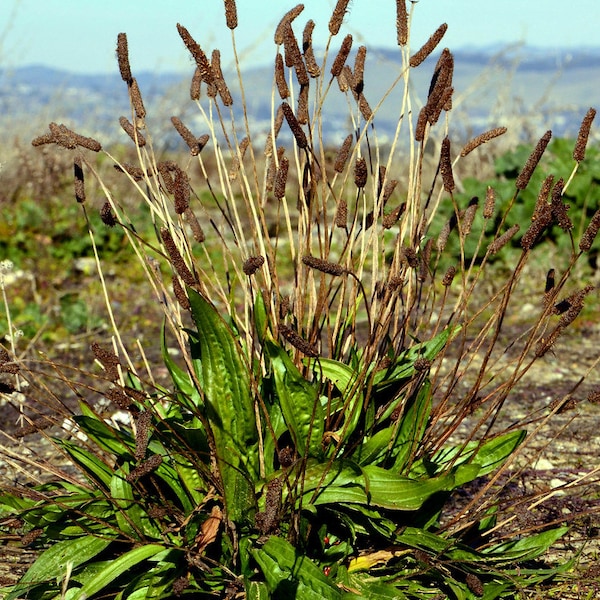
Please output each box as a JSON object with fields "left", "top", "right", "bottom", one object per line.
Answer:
{"left": 279, "top": 324, "right": 318, "bottom": 357}
{"left": 172, "top": 275, "right": 191, "bottom": 310}
{"left": 334, "top": 134, "right": 353, "bottom": 173}
{"left": 516, "top": 130, "right": 551, "bottom": 190}
{"left": 224, "top": 0, "right": 238, "bottom": 29}
{"left": 460, "top": 127, "right": 507, "bottom": 157}
{"left": 160, "top": 227, "right": 196, "bottom": 287}
{"left": 243, "top": 256, "right": 265, "bottom": 276}
{"left": 129, "top": 78, "right": 146, "bottom": 121}
{"left": 303, "top": 20, "right": 320, "bottom": 77}
{"left": 439, "top": 136, "right": 455, "bottom": 192}
{"left": 354, "top": 156, "right": 368, "bottom": 188}
{"left": 331, "top": 34, "right": 353, "bottom": 77}
{"left": 573, "top": 107, "right": 596, "bottom": 162}
{"left": 74, "top": 156, "right": 85, "bottom": 203}
{"left": 302, "top": 255, "right": 347, "bottom": 276}
{"left": 442, "top": 265, "right": 456, "bottom": 287}
{"left": 100, "top": 202, "right": 117, "bottom": 227}
{"left": 274, "top": 156, "right": 289, "bottom": 199}
{"left": 119, "top": 116, "right": 146, "bottom": 147}
{"left": 329, "top": 0, "right": 350, "bottom": 35}
{"left": 396, "top": 0, "right": 408, "bottom": 46}
{"left": 483, "top": 186, "right": 496, "bottom": 219}
{"left": 176, "top": 23, "right": 214, "bottom": 84}
{"left": 116, "top": 33, "right": 132, "bottom": 83}
{"left": 410, "top": 23, "right": 448, "bottom": 68}
{"left": 275, "top": 53, "right": 290, "bottom": 99}
{"left": 281, "top": 102, "right": 308, "bottom": 149}
{"left": 92, "top": 341, "right": 121, "bottom": 381}
{"left": 579, "top": 209, "right": 600, "bottom": 252}
{"left": 488, "top": 224, "right": 520, "bottom": 255}
{"left": 274, "top": 4, "right": 304, "bottom": 45}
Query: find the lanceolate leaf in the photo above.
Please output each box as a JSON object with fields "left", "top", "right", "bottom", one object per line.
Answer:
{"left": 266, "top": 341, "right": 324, "bottom": 458}
{"left": 298, "top": 460, "right": 457, "bottom": 511}
{"left": 252, "top": 536, "right": 343, "bottom": 600}
{"left": 6, "top": 535, "right": 113, "bottom": 600}
{"left": 187, "top": 288, "right": 259, "bottom": 522}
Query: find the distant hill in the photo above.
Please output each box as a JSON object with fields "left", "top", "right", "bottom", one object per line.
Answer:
{"left": 1, "top": 46, "right": 598, "bottom": 152}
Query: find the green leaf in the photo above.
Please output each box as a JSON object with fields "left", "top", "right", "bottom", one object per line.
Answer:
{"left": 71, "top": 543, "right": 166, "bottom": 600}
{"left": 308, "top": 357, "right": 364, "bottom": 444}
{"left": 299, "top": 460, "right": 456, "bottom": 511}
{"left": 267, "top": 341, "right": 324, "bottom": 459}
{"left": 483, "top": 526, "right": 569, "bottom": 562}
{"left": 188, "top": 288, "right": 258, "bottom": 522}
{"left": 252, "top": 536, "right": 342, "bottom": 599}
{"left": 7, "top": 535, "right": 112, "bottom": 600}
{"left": 54, "top": 438, "right": 114, "bottom": 489}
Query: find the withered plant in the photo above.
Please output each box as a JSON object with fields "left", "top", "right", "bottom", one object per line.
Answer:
{"left": 1, "top": 2, "right": 599, "bottom": 598}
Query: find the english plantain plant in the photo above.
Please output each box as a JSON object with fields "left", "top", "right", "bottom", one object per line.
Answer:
{"left": 1, "top": 1, "right": 599, "bottom": 598}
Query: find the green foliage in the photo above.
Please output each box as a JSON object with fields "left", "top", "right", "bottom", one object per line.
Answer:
{"left": 2, "top": 3, "right": 597, "bottom": 599}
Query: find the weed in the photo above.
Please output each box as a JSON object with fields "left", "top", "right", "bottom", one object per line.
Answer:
{"left": 1, "top": 1, "right": 599, "bottom": 598}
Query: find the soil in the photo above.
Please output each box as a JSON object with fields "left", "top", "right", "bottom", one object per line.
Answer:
{"left": 1, "top": 300, "right": 600, "bottom": 595}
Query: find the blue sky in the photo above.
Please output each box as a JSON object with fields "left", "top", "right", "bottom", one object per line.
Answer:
{"left": 2, "top": 0, "right": 598, "bottom": 74}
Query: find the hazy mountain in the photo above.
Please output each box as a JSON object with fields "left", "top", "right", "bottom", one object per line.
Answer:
{"left": 1, "top": 46, "right": 598, "bottom": 150}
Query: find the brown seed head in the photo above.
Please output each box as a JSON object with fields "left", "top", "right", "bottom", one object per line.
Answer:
{"left": 105, "top": 387, "right": 133, "bottom": 410}
{"left": 483, "top": 186, "right": 496, "bottom": 219}
{"left": 281, "top": 102, "right": 308, "bottom": 148}
{"left": 396, "top": 0, "right": 408, "bottom": 46}
{"left": 190, "top": 66, "right": 201, "bottom": 100}
{"left": 334, "top": 134, "right": 353, "bottom": 173}
{"left": 275, "top": 53, "right": 290, "bottom": 99}
{"left": 100, "top": 202, "right": 117, "bottom": 227}
{"left": 579, "top": 209, "right": 600, "bottom": 252}
{"left": 171, "top": 116, "right": 203, "bottom": 155}
{"left": 521, "top": 204, "right": 552, "bottom": 250}
{"left": 126, "top": 454, "right": 163, "bottom": 482}
{"left": 353, "top": 46, "right": 366, "bottom": 94}
{"left": 274, "top": 4, "right": 305, "bottom": 44}
{"left": 114, "top": 162, "right": 145, "bottom": 181}
{"left": 331, "top": 34, "right": 353, "bottom": 77}
{"left": 516, "top": 130, "right": 552, "bottom": 190}
{"left": 172, "top": 275, "right": 191, "bottom": 310}
{"left": 243, "top": 255, "right": 265, "bottom": 276}
{"left": 119, "top": 116, "right": 146, "bottom": 147}
{"left": 74, "top": 156, "right": 85, "bottom": 203}
{"left": 439, "top": 136, "right": 455, "bottom": 192}
{"left": 302, "top": 255, "right": 347, "bottom": 276}
{"left": 160, "top": 227, "right": 196, "bottom": 286}
{"left": 176, "top": 24, "right": 214, "bottom": 84}
{"left": 329, "top": 0, "right": 350, "bottom": 35}
{"left": 184, "top": 207, "right": 205, "bottom": 243}
{"left": 358, "top": 94, "right": 373, "bottom": 121}
{"left": 550, "top": 178, "right": 573, "bottom": 232}
{"left": 354, "top": 156, "right": 368, "bottom": 188}
{"left": 488, "top": 223, "right": 520, "bottom": 255}
{"left": 92, "top": 342, "right": 121, "bottom": 381}
{"left": 279, "top": 324, "right": 318, "bottom": 357}
{"left": 460, "top": 127, "right": 507, "bottom": 157}
{"left": 129, "top": 78, "right": 146, "bottom": 121}
{"left": 442, "top": 265, "right": 456, "bottom": 287}
{"left": 116, "top": 33, "right": 132, "bottom": 83}
{"left": 573, "top": 107, "right": 596, "bottom": 162}
{"left": 335, "top": 199, "right": 348, "bottom": 228}
{"left": 173, "top": 167, "right": 190, "bottom": 214}
{"left": 224, "top": 0, "right": 238, "bottom": 29}
{"left": 403, "top": 247, "right": 419, "bottom": 268}
{"left": 303, "top": 20, "right": 320, "bottom": 77}
{"left": 274, "top": 155, "right": 289, "bottom": 199}
{"left": 415, "top": 107, "right": 428, "bottom": 142}
{"left": 382, "top": 203, "right": 405, "bottom": 229}
{"left": 409, "top": 23, "right": 448, "bottom": 68}
{"left": 297, "top": 83, "right": 309, "bottom": 124}
{"left": 134, "top": 410, "right": 151, "bottom": 461}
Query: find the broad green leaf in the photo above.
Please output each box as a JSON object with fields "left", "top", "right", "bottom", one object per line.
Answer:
{"left": 298, "top": 460, "right": 456, "bottom": 511}
{"left": 6, "top": 535, "right": 112, "bottom": 600}
{"left": 307, "top": 357, "right": 365, "bottom": 444}
{"left": 393, "top": 378, "right": 432, "bottom": 473}
{"left": 54, "top": 438, "right": 114, "bottom": 488}
{"left": 188, "top": 288, "right": 258, "bottom": 522}
{"left": 353, "top": 426, "right": 396, "bottom": 466}
{"left": 252, "top": 536, "right": 342, "bottom": 600}
{"left": 245, "top": 580, "right": 270, "bottom": 600}
{"left": 267, "top": 341, "right": 324, "bottom": 458}
{"left": 411, "top": 430, "right": 526, "bottom": 480}
{"left": 110, "top": 464, "right": 162, "bottom": 540}
{"left": 71, "top": 543, "right": 166, "bottom": 600}
{"left": 482, "top": 526, "right": 569, "bottom": 562}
